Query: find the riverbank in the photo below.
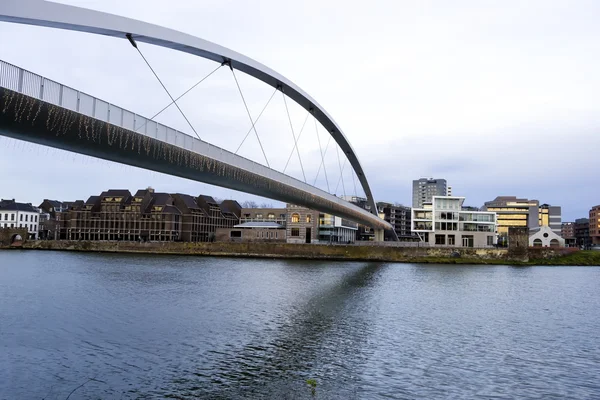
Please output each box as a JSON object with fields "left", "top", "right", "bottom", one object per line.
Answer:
{"left": 3, "top": 240, "right": 599, "bottom": 265}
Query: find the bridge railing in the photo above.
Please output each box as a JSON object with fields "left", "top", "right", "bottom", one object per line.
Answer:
{"left": 0, "top": 60, "right": 363, "bottom": 211}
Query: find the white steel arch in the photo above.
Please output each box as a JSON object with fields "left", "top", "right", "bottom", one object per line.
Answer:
{"left": 0, "top": 0, "right": 382, "bottom": 218}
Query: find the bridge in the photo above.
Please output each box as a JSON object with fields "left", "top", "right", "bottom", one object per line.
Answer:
{"left": 0, "top": 0, "right": 395, "bottom": 240}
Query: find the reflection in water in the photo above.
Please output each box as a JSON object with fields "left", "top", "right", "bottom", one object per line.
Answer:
{"left": 176, "top": 263, "right": 385, "bottom": 398}
{"left": 2, "top": 252, "right": 600, "bottom": 399}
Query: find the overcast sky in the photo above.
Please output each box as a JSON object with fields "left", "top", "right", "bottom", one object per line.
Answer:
{"left": 1, "top": 0, "right": 599, "bottom": 220}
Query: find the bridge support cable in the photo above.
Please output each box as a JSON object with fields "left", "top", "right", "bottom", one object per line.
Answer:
{"left": 134, "top": 64, "right": 222, "bottom": 132}
{"left": 126, "top": 34, "right": 201, "bottom": 140}
{"left": 352, "top": 170, "right": 359, "bottom": 199}
{"left": 235, "top": 87, "right": 277, "bottom": 154}
{"left": 229, "top": 66, "right": 270, "bottom": 168}
{"left": 283, "top": 111, "right": 310, "bottom": 174}
{"left": 313, "top": 116, "right": 330, "bottom": 193}
{"left": 335, "top": 145, "right": 347, "bottom": 197}
{"left": 281, "top": 91, "right": 307, "bottom": 182}
{"left": 313, "top": 135, "right": 332, "bottom": 190}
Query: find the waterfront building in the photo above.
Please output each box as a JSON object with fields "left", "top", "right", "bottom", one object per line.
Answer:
{"left": 377, "top": 202, "right": 417, "bottom": 241}
{"left": 286, "top": 204, "right": 319, "bottom": 244}
{"left": 216, "top": 207, "right": 287, "bottom": 242}
{"left": 561, "top": 222, "right": 576, "bottom": 247}
{"left": 482, "top": 196, "right": 561, "bottom": 245}
{"left": 412, "top": 196, "right": 497, "bottom": 247}
{"left": 0, "top": 199, "right": 40, "bottom": 239}
{"left": 590, "top": 205, "right": 600, "bottom": 245}
{"left": 317, "top": 213, "right": 358, "bottom": 243}
{"left": 412, "top": 178, "right": 448, "bottom": 208}
{"left": 55, "top": 188, "right": 240, "bottom": 242}
{"left": 529, "top": 226, "right": 565, "bottom": 247}
{"left": 574, "top": 218, "right": 591, "bottom": 249}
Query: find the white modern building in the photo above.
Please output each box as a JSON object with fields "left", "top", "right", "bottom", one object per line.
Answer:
{"left": 0, "top": 199, "right": 41, "bottom": 239}
{"left": 412, "top": 196, "right": 497, "bottom": 247}
{"left": 318, "top": 214, "right": 358, "bottom": 243}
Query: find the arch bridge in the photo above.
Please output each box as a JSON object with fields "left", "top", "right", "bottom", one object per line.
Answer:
{"left": 0, "top": 0, "right": 395, "bottom": 240}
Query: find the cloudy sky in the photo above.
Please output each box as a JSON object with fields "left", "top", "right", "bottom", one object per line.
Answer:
{"left": 1, "top": 0, "right": 599, "bottom": 220}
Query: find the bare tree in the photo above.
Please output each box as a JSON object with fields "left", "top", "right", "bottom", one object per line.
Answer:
{"left": 242, "top": 200, "right": 259, "bottom": 208}
{"left": 259, "top": 202, "right": 273, "bottom": 208}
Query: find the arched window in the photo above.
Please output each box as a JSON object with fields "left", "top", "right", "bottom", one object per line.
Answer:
{"left": 306, "top": 214, "right": 312, "bottom": 223}
{"left": 291, "top": 213, "right": 300, "bottom": 223}
{"left": 267, "top": 213, "right": 275, "bottom": 219}
{"left": 550, "top": 239, "right": 560, "bottom": 248}
{"left": 533, "top": 238, "right": 543, "bottom": 247}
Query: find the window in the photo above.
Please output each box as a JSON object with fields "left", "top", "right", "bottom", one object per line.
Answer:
{"left": 230, "top": 230, "right": 242, "bottom": 238}
{"left": 291, "top": 228, "right": 300, "bottom": 237}
{"left": 306, "top": 214, "right": 312, "bottom": 223}
{"left": 435, "top": 234, "right": 445, "bottom": 245}
{"left": 267, "top": 213, "right": 275, "bottom": 219}
{"left": 291, "top": 213, "right": 300, "bottom": 223}
{"left": 487, "top": 236, "right": 494, "bottom": 246}
{"left": 11, "top": 214, "right": 14, "bottom": 221}
{"left": 256, "top": 213, "right": 263, "bottom": 219}
{"left": 25, "top": 215, "right": 28, "bottom": 222}
{"left": 448, "top": 235, "right": 455, "bottom": 246}
{"left": 20, "top": 215, "right": 23, "bottom": 221}
{"left": 4, "top": 214, "right": 7, "bottom": 220}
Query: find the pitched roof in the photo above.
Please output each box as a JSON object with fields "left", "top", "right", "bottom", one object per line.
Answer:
{"left": 100, "top": 189, "right": 132, "bottom": 198}
{"left": 85, "top": 196, "right": 100, "bottom": 205}
{"left": 0, "top": 200, "right": 38, "bottom": 213}
{"left": 172, "top": 193, "right": 200, "bottom": 210}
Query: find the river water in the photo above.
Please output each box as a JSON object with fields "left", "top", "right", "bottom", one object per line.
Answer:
{"left": 1, "top": 251, "right": 599, "bottom": 399}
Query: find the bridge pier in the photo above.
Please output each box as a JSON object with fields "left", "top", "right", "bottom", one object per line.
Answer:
{"left": 374, "top": 229, "right": 384, "bottom": 242}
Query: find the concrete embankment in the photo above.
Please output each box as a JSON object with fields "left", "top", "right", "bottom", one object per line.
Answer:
{"left": 2, "top": 240, "right": 592, "bottom": 265}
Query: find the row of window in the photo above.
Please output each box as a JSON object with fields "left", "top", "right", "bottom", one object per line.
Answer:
{"left": 0, "top": 223, "right": 37, "bottom": 231}
{"left": 291, "top": 213, "right": 312, "bottom": 223}
{"left": 434, "top": 234, "right": 494, "bottom": 246}
{"left": 2, "top": 213, "right": 39, "bottom": 222}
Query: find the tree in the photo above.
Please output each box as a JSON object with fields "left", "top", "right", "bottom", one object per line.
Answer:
{"left": 242, "top": 201, "right": 259, "bottom": 208}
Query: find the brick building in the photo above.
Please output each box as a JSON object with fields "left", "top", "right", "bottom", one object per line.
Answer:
{"left": 56, "top": 188, "right": 240, "bottom": 242}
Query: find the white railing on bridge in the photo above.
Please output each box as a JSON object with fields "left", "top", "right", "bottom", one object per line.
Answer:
{"left": 0, "top": 59, "right": 362, "bottom": 214}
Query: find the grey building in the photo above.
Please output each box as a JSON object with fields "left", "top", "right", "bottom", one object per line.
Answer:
{"left": 377, "top": 202, "right": 416, "bottom": 241}
{"left": 412, "top": 178, "right": 448, "bottom": 208}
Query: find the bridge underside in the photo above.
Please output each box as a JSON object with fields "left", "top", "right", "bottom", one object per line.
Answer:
{"left": 0, "top": 88, "right": 391, "bottom": 231}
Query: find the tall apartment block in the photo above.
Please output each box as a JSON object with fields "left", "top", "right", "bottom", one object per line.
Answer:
{"left": 590, "top": 205, "right": 600, "bottom": 245}
{"left": 412, "top": 178, "right": 448, "bottom": 209}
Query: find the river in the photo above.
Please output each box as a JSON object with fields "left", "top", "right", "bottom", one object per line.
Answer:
{"left": 1, "top": 251, "right": 599, "bottom": 399}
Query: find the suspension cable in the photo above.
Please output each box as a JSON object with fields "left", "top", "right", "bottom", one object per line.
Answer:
{"left": 313, "top": 117, "right": 330, "bottom": 192}
{"left": 126, "top": 34, "right": 201, "bottom": 140}
{"left": 230, "top": 67, "right": 270, "bottom": 168}
{"left": 335, "top": 146, "right": 347, "bottom": 197}
{"left": 281, "top": 91, "right": 307, "bottom": 182}
{"left": 134, "top": 64, "right": 222, "bottom": 133}
{"left": 352, "top": 169, "right": 359, "bottom": 198}
{"left": 235, "top": 87, "right": 277, "bottom": 154}
{"left": 313, "top": 135, "right": 331, "bottom": 188}
{"left": 283, "top": 111, "right": 310, "bottom": 173}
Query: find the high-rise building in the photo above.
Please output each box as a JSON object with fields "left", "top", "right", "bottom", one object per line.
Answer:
{"left": 412, "top": 178, "right": 448, "bottom": 208}
{"left": 590, "top": 205, "right": 600, "bottom": 245}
